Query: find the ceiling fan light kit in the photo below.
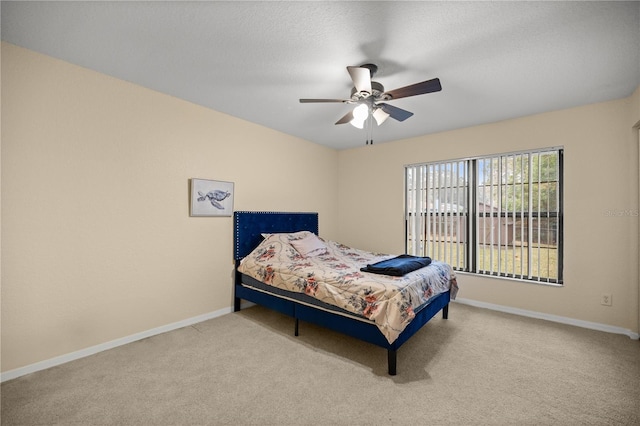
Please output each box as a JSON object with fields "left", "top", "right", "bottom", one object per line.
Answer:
{"left": 351, "top": 104, "right": 369, "bottom": 129}
{"left": 299, "top": 63, "right": 442, "bottom": 144}
{"left": 372, "top": 107, "right": 390, "bottom": 126}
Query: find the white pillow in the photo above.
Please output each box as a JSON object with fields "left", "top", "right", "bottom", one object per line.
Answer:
{"left": 261, "top": 231, "right": 311, "bottom": 240}
{"left": 289, "top": 233, "right": 327, "bottom": 257}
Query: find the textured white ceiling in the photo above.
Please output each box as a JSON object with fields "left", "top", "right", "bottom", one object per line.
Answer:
{"left": 2, "top": 1, "right": 639, "bottom": 150}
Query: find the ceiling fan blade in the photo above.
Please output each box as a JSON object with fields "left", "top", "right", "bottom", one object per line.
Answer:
{"left": 347, "top": 66, "right": 372, "bottom": 94}
{"left": 335, "top": 110, "right": 354, "bottom": 125}
{"left": 382, "top": 78, "right": 441, "bottom": 100}
{"left": 299, "top": 98, "right": 350, "bottom": 103}
{"left": 378, "top": 103, "right": 414, "bottom": 122}
{"left": 372, "top": 108, "right": 390, "bottom": 126}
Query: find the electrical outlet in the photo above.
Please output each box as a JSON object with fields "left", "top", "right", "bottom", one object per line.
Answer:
{"left": 601, "top": 293, "right": 612, "bottom": 306}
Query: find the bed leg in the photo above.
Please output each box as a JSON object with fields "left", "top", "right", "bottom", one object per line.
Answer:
{"left": 234, "top": 297, "right": 241, "bottom": 312}
{"left": 442, "top": 303, "right": 449, "bottom": 319}
{"left": 294, "top": 318, "right": 299, "bottom": 336}
{"left": 388, "top": 349, "right": 397, "bottom": 376}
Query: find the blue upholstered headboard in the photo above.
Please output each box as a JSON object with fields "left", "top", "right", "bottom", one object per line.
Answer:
{"left": 233, "top": 211, "right": 319, "bottom": 260}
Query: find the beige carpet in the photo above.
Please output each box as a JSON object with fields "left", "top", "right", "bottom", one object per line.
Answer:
{"left": 2, "top": 303, "right": 639, "bottom": 425}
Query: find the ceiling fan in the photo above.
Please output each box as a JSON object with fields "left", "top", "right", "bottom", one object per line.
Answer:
{"left": 299, "top": 64, "right": 442, "bottom": 130}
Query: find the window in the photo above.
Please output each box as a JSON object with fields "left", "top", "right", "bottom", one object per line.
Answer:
{"left": 405, "top": 148, "right": 563, "bottom": 284}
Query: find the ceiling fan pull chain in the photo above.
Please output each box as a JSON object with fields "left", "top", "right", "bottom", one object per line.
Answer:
{"left": 363, "top": 116, "right": 374, "bottom": 145}
{"left": 369, "top": 114, "right": 374, "bottom": 145}
{"left": 365, "top": 115, "right": 371, "bottom": 145}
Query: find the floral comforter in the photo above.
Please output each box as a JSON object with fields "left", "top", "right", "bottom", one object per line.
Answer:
{"left": 237, "top": 232, "right": 458, "bottom": 344}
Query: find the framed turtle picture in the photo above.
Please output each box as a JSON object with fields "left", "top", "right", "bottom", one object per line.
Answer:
{"left": 190, "top": 178, "right": 234, "bottom": 217}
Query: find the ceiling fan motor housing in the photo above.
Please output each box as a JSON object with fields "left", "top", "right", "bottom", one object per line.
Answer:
{"left": 351, "top": 81, "right": 386, "bottom": 101}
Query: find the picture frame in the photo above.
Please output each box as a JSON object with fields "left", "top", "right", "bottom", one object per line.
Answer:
{"left": 190, "top": 178, "right": 234, "bottom": 217}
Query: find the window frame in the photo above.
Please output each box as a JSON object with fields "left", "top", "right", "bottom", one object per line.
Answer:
{"left": 405, "top": 147, "right": 564, "bottom": 285}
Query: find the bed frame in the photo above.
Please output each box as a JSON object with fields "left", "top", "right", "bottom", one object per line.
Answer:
{"left": 233, "top": 211, "right": 450, "bottom": 375}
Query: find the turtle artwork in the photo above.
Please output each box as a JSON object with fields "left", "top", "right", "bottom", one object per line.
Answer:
{"left": 197, "top": 189, "right": 231, "bottom": 209}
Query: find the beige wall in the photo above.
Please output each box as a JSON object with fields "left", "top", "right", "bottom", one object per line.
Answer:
{"left": 2, "top": 41, "right": 638, "bottom": 375}
{"left": 1, "top": 43, "right": 339, "bottom": 372}
{"left": 632, "top": 85, "right": 640, "bottom": 124}
{"left": 338, "top": 88, "right": 640, "bottom": 335}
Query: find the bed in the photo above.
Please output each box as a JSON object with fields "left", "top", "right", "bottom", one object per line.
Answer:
{"left": 233, "top": 211, "right": 457, "bottom": 375}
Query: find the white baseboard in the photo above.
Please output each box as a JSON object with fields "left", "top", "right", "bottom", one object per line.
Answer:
{"left": 0, "top": 307, "right": 232, "bottom": 383}
{"left": 453, "top": 297, "right": 640, "bottom": 340}
{"left": 3, "top": 299, "right": 637, "bottom": 382}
